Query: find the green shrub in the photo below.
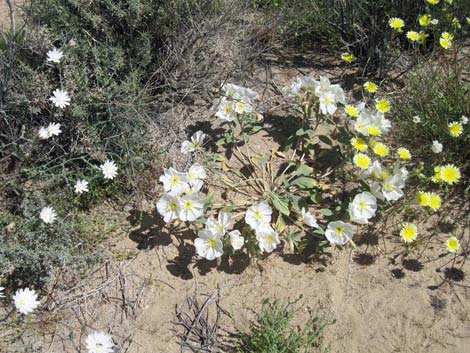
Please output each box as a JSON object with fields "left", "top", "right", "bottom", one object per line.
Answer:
{"left": 0, "top": 189, "right": 100, "bottom": 288}
{"left": 0, "top": 0, "right": 223, "bottom": 287}
{"left": 237, "top": 298, "right": 329, "bottom": 353}
{"left": 393, "top": 54, "right": 470, "bottom": 183}
{"left": 258, "top": 0, "right": 470, "bottom": 75}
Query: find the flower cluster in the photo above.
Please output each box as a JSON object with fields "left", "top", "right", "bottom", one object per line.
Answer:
{"left": 157, "top": 165, "right": 207, "bottom": 223}
{"left": 213, "top": 83, "right": 259, "bottom": 122}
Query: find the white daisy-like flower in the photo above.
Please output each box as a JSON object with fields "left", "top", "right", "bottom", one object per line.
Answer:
{"left": 461, "top": 115, "right": 468, "bottom": 125}
{"left": 49, "top": 89, "right": 71, "bottom": 109}
{"left": 325, "top": 221, "right": 353, "bottom": 245}
{"left": 256, "top": 224, "right": 280, "bottom": 253}
{"left": 13, "top": 288, "right": 40, "bottom": 315}
{"left": 74, "top": 179, "right": 89, "bottom": 194}
{"left": 86, "top": 331, "right": 114, "bottom": 353}
{"left": 431, "top": 140, "right": 443, "bottom": 154}
{"left": 206, "top": 212, "right": 232, "bottom": 236}
{"left": 178, "top": 194, "right": 204, "bottom": 222}
{"left": 38, "top": 123, "right": 62, "bottom": 140}
{"left": 194, "top": 229, "right": 223, "bottom": 260}
{"left": 229, "top": 230, "right": 244, "bottom": 250}
{"left": 39, "top": 206, "right": 57, "bottom": 224}
{"left": 412, "top": 115, "right": 421, "bottom": 124}
{"left": 245, "top": 201, "right": 272, "bottom": 230}
{"left": 159, "top": 167, "right": 189, "bottom": 195}
{"left": 181, "top": 130, "right": 206, "bottom": 154}
{"left": 156, "top": 193, "right": 180, "bottom": 223}
{"left": 46, "top": 48, "right": 63, "bottom": 63}
{"left": 38, "top": 127, "right": 50, "bottom": 140}
{"left": 348, "top": 192, "right": 377, "bottom": 225}
{"left": 301, "top": 207, "right": 318, "bottom": 228}
{"left": 47, "top": 122, "right": 62, "bottom": 137}
{"left": 100, "top": 160, "right": 118, "bottom": 180}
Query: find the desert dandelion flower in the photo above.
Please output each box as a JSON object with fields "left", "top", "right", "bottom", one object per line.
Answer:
{"left": 46, "top": 48, "right": 63, "bottom": 63}
{"left": 448, "top": 122, "right": 463, "bottom": 137}
{"left": 363, "top": 81, "right": 378, "bottom": 93}
{"left": 446, "top": 236, "right": 460, "bottom": 253}
{"left": 397, "top": 147, "right": 411, "bottom": 160}
{"left": 389, "top": 18, "right": 405, "bottom": 31}
{"left": 406, "top": 31, "right": 420, "bottom": 42}
{"left": 341, "top": 52, "right": 356, "bottom": 63}
{"left": 375, "top": 99, "right": 391, "bottom": 113}
{"left": 400, "top": 223, "right": 417, "bottom": 243}
{"left": 353, "top": 153, "right": 371, "bottom": 169}
{"left": 440, "top": 164, "right": 460, "bottom": 185}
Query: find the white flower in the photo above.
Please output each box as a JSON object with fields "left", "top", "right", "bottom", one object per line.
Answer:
{"left": 461, "top": 115, "right": 468, "bottom": 125}
{"left": 318, "top": 91, "right": 338, "bottom": 115}
{"left": 178, "top": 194, "right": 204, "bottom": 222}
{"left": 245, "top": 201, "right": 272, "bottom": 230}
{"left": 301, "top": 208, "right": 318, "bottom": 228}
{"left": 156, "top": 193, "right": 180, "bottom": 223}
{"left": 47, "top": 122, "right": 62, "bottom": 137}
{"left": 430, "top": 19, "right": 439, "bottom": 25}
{"left": 159, "top": 167, "right": 189, "bottom": 195}
{"left": 381, "top": 174, "right": 405, "bottom": 201}
{"left": 412, "top": 115, "right": 421, "bottom": 124}
{"left": 186, "top": 164, "right": 207, "bottom": 186}
{"left": 13, "top": 288, "right": 40, "bottom": 315}
{"left": 38, "top": 123, "right": 62, "bottom": 140}
{"left": 49, "top": 89, "right": 71, "bottom": 109}
{"left": 222, "top": 83, "right": 258, "bottom": 101}
{"left": 74, "top": 179, "right": 89, "bottom": 194}
{"left": 369, "top": 181, "right": 385, "bottom": 201}
{"left": 315, "top": 76, "right": 346, "bottom": 105}
{"left": 40, "top": 206, "right": 57, "bottom": 224}
{"left": 86, "top": 331, "right": 114, "bottom": 353}
{"left": 256, "top": 225, "right": 280, "bottom": 253}
{"left": 325, "top": 221, "right": 353, "bottom": 245}
{"left": 233, "top": 97, "right": 253, "bottom": 115}
{"left": 215, "top": 98, "right": 237, "bottom": 122}
{"left": 194, "top": 230, "right": 223, "bottom": 260}
{"left": 0, "top": 286, "right": 4, "bottom": 298}
{"left": 229, "top": 230, "right": 244, "bottom": 250}
{"left": 354, "top": 109, "right": 391, "bottom": 136}
{"left": 431, "top": 140, "right": 443, "bottom": 154}
{"left": 348, "top": 192, "right": 377, "bottom": 224}
{"left": 38, "top": 127, "right": 50, "bottom": 140}
{"left": 284, "top": 76, "right": 318, "bottom": 96}
{"left": 46, "top": 48, "right": 63, "bottom": 63}
{"left": 181, "top": 130, "right": 206, "bottom": 154}
{"left": 186, "top": 179, "right": 204, "bottom": 195}
{"left": 100, "top": 160, "right": 118, "bottom": 180}
{"left": 206, "top": 212, "right": 232, "bottom": 236}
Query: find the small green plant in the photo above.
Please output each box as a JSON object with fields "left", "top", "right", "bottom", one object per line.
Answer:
{"left": 237, "top": 297, "right": 329, "bottom": 353}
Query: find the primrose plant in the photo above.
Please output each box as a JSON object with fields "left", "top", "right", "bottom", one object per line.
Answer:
{"left": 155, "top": 75, "right": 462, "bottom": 263}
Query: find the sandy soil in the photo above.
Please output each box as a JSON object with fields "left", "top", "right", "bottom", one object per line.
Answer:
{"left": 41, "top": 210, "right": 470, "bottom": 353}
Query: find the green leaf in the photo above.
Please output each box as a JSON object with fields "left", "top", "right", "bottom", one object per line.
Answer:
{"left": 294, "top": 164, "right": 314, "bottom": 176}
{"left": 296, "top": 128, "right": 307, "bottom": 136}
{"left": 318, "top": 135, "right": 333, "bottom": 146}
{"left": 291, "top": 177, "right": 318, "bottom": 189}
{"left": 319, "top": 208, "right": 333, "bottom": 216}
{"left": 270, "top": 193, "right": 290, "bottom": 216}
{"left": 203, "top": 192, "right": 214, "bottom": 212}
